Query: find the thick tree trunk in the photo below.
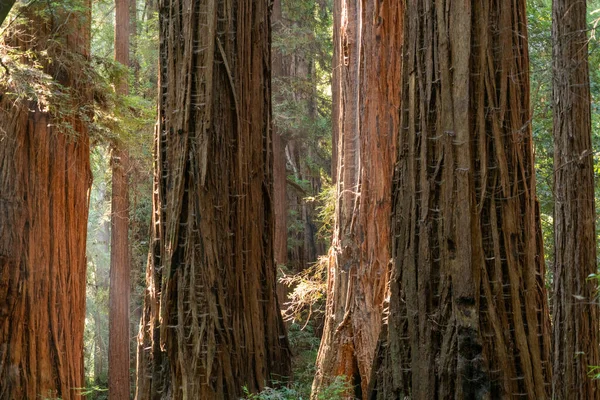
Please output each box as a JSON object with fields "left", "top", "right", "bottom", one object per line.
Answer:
{"left": 135, "top": 0, "right": 291, "bottom": 398}
{"left": 552, "top": 0, "right": 600, "bottom": 397}
{"left": 108, "top": 0, "right": 132, "bottom": 398}
{"left": 0, "top": 3, "right": 91, "bottom": 399}
{"left": 369, "top": 1, "right": 552, "bottom": 399}
{"left": 312, "top": 1, "right": 402, "bottom": 398}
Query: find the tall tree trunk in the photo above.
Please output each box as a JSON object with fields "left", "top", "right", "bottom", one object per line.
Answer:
{"left": 0, "top": 3, "right": 91, "bottom": 399}
{"left": 369, "top": 1, "right": 552, "bottom": 398}
{"left": 272, "top": 0, "right": 289, "bottom": 304}
{"left": 312, "top": 1, "right": 402, "bottom": 398}
{"left": 552, "top": 0, "right": 599, "bottom": 397}
{"left": 108, "top": 0, "right": 132, "bottom": 398}
{"left": 135, "top": 0, "right": 291, "bottom": 398}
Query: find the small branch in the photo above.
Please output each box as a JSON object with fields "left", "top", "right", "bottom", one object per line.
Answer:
{"left": 286, "top": 178, "right": 307, "bottom": 195}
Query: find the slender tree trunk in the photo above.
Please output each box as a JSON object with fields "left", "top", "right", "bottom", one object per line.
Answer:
{"left": 272, "top": 0, "right": 289, "bottom": 304}
{"left": 552, "top": 0, "right": 600, "bottom": 397}
{"left": 369, "top": 1, "right": 552, "bottom": 398}
{"left": 0, "top": 3, "right": 91, "bottom": 399}
{"left": 135, "top": 0, "right": 291, "bottom": 398}
{"left": 109, "top": 0, "right": 132, "bottom": 398}
{"left": 312, "top": 1, "right": 402, "bottom": 398}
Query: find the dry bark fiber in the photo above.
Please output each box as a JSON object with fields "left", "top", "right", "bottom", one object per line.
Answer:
{"left": 370, "top": 0, "right": 552, "bottom": 398}
{"left": 0, "top": 3, "right": 92, "bottom": 399}
{"left": 135, "top": 0, "right": 291, "bottom": 399}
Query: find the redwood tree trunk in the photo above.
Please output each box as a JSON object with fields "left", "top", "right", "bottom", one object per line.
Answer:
{"left": 552, "top": 0, "right": 599, "bottom": 397}
{"left": 272, "top": 0, "right": 288, "bottom": 304}
{"left": 135, "top": 0, "right": 291, "bottom": 398}
{"left": 0, "top": 3, "right": 91, "bottom": 399}
{"left": 312, "top": 1, "right": 402, "bottom": 398}
{"left": 108, "top": 0, "right": 131, "bottom": 397}
{"left": 369, "top": 1, "right": 552, "bottom": 398}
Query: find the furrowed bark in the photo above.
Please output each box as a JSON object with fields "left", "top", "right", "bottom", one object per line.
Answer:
{"left": 369, "top": 1, "right": 552, "bottom": 398}
{"left": 135, "top": 0, "right": 291, "bottom": 398}
{"left": 312, "top": 1, "right": 402, "bottom": 398}
{"left": 0, "top": 3, "right": 92, "bottom": 399}
{"left": 552, "top": 0, "right": 600, "bottom": 397}
{"left": 108, "top": 0, "right": 132, "bottom": 398}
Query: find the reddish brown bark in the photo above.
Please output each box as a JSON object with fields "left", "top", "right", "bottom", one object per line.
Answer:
{"left": 369, "top": 1, "right": 552, "bottom": 398}
{"left": 0, "top": 3, "right": 91, "bottom": 399}
{"left": 552, "top": 0, "right": 600, "bottom": 397}
{"left": 108, "top": 0, "right": 132, "bottom": 398}
{"left": 135, "top": 0, "right": 291, "bottom": 398}
{"left": 312, "top": 1, "right": 402, "bottom": 398}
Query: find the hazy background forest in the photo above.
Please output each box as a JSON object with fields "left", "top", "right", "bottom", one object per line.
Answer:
{"left": 2, "top": 0, "right": 600, "bottom": 398}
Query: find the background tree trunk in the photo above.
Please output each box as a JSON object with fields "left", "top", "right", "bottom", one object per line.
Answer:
{"left": 0, "top": 3, "right": 91, "bottom": 399}
{"left": 552, "top": 0, "right": 600, "bottom": 397}
{"left": 108, "top": 0, "right": 132, "bottom": 397}
{"left": 272, "top": 0, "right": 289, "bottom": 305}
{"left": 311, "top": 1, "right": 402, "bottom": 398}
{"left": 135, "top": 0, "right": 291, "bottom": 398}
{"left": 369, "top": 1, "right": 552, "bottom": 398}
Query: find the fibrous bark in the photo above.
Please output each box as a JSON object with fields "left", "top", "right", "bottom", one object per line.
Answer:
{"left": 312, "top": 1, "right": 402, "bottom": 398}
{"left": 108, "top": 0, "right": 132, "bottom": 397}
{"left": 369, "top": 1, "right": 552, "bottom": 398}
{"left": 135, "top": 0, "right": 291, "bottom": 398}
{"left": 552, "top": 0, "right": 600, "bottom": 397}
{"left": 0, "top": 3, "right": 92, "bottom": 399}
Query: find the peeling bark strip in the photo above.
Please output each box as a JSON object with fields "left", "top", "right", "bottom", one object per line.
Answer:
{"left": 312, "top": 1, "right": 402, "bottom": 398}
{"left": 369, "top": 0, "right": 552, "bottom": 399}
{"left": 0, "top": 3, "right": 92, "bottom": 399}
{"left": 552, "top": 0, "right": 600, "bottom": 397}
{"left": 135, "top": 0, "right": 291, "bottom": 398}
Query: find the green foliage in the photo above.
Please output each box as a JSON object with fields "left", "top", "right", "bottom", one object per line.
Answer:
{"left": 273, "top": 0, "right": 333, "bottom": 173}
{"left": 77, "top": 385, "right": 108, "bottom": 400}
{"left": 241, "top": 376, "right": 351, "bottom": 400}
{"left": 84, "top": 147, "right": 111, "bottom": 392}
{"left": 280, "top": 256, "right": 328, "bottom": 325}
{"left": 241, "top": 323, "right": 350, "bottom": 400}
{"left": 313, "top": 180, "right": 336, "bottom": 242}
{"left": 528, "top": 0, "right": 555, "bottom": 274}
{"left": 528, "top": 0, "right": 600, "bottom": 291}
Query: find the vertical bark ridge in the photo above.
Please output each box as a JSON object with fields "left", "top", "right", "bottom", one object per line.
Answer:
{"left": 312, "top": 1, "right": 402, "bottom": 398}
{"left": 0, "top": 3, "right": 91, "bottom": 399}
{"left": 369, "top": 1, "right": 551, "bottom": 398}
{"left": 108, "top": 0, "right": 132, "bottom": 397}
{"left": 135, "top": 0, "right": 291, "bottom": 398}
{"left": 552, "top": 0, "right": 600, "bottom": 397}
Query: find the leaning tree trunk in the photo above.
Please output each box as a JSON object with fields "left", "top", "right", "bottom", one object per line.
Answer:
{"left": 311, "top": 1, "right": 402, "bottom": 398}
{"left": 0, "top": 3, "right": 91, "bottom": 399}
{"left": 108, "top": 0, "right": 132, "bottom": 398}
{"left": 369, "top": 1, "right": 552, "bottom": 399}
{"left": 135, "top": 0, "right": 291, "bottom": 398}
{"left": 552, "top": 0, "right": 600, "bottom": 397}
